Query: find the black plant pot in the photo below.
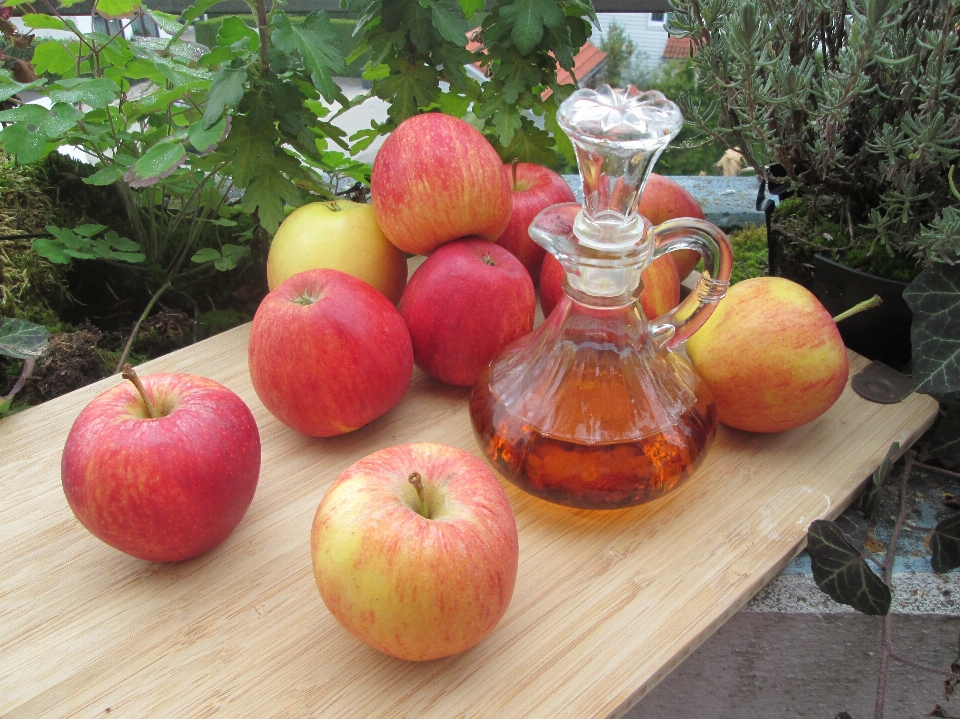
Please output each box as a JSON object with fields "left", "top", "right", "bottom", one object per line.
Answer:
{"left": 813, "top": 254, "right": 913, "bottom": 369}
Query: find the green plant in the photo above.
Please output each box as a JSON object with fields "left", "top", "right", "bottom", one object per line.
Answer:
{"left": 599, "top": 20, "right": 634, "bottom": 89}
{"left": 0, "top": 316, "right": 46, "bottom": 416}
{"left": 346, "top": 0, "right": 598, "bottom": 166}
{"left": 728, "top": 223, "right": 767, "bottom": 284}
{"left": 671, "top": 0, "right": 960, "bottom": 462}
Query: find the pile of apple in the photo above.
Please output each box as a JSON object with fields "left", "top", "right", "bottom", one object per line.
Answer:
{"left": 58, "top": 110, "right": 856, "bottom": 666}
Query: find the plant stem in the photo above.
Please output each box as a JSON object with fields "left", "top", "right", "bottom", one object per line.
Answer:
{"left": 254, "top": 0, "right": 271, "bottom": 73}
{"left": 408, "top": 472, "right": 429, "bottom": 519}
{"left": 914, "top": 462, "right": 960, "bottom": 481}
{"left": 0, "top": 356, "right": 35, "bottom": 413}
{"left": 834, "top": 294, "right": 882, "bottom": 323}
{"left": 511, "top": 158, "right": 519, "bottom": 190}
{"left": 114, "top": 281, "right": 171, "bottom": 373}
{"left": 120, "top": 363, "right": 156, "bottom": 418}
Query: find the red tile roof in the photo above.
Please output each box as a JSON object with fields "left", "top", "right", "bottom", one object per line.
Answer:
{"left": 662, "top": 36, "right": 693, "bottom": 60}
{"left": 466, "top": 31, "right": 607, "bottom": 99}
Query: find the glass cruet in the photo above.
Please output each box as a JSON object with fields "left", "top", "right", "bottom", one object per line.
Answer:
{"left": 469, "top": 85, "right": 734, "bottom": 510}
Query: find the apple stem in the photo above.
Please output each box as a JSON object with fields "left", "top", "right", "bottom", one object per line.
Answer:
{"left": 833, "top": 294, "right": 883, "bottom": 323}
{"left": 511, "top": 158, "right": 519, "bottom": 191}
{"left": 121, "top": 363, "right": 157, "bottom": 419}
{"left": 408, "top": 472, "right": 429, "bottom": 519}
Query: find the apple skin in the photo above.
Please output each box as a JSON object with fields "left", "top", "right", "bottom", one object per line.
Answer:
{"left": 371, "top": 113, "right": 513, "bottom": 255}
{"left": 497, "top": 162, "right": 576, "bottom": 285}
{"left": 311, "top": 442, "right": 519, "bottom": 662}
{"left": 248, "top": 268, "right": 413, "bottom": 437}
{"left": 685, "top": 276, "right": 849, "bottom": 433}
{"left": 539, "top": 252, "right": 681, "bottom": 319}
{"left": 399, "top": 239, "right": 535, "bottom": 386}
{"left": 61, "top": 374, "right": 261, "bottom": 563}
{"left": 266, "top": 200, "right": 408, "bottom": 305}
{"left": 638, "top": 173, "right": 706, "bottom": 280}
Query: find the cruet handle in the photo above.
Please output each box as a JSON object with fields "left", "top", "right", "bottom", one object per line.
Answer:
{"left": 648, "top": 218, "right": 733, "bottom": 351}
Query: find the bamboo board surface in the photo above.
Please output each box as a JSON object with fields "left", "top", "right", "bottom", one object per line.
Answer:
{"left": 0, "top": 291, "right": 939, "bottom": 718}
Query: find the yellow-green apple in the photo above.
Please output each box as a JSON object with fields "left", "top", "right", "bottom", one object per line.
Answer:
{"left": 399, "top": 239, "right": 535, "bottom": 386}
{"left": 61, "top": 368, "right": 261, "bottom": 562}
{"left": 539, "top": 252, "right": 681, "bottom": 319}
{"left": 371, "top": 113, "right": 512, "bottom": 255}
{"left": 638, "top": 173, "right": 706, "bottom": 280}
{"left": 248, "top": 268, "right": 413, "bottom": 437}
{"left": 685, "top": 277, "right": 849, "bottom": 433}
{"left": 311, "top": 442, "right": 519, "bottom": 661}
{"left": 497, "top": 161, "right": 576, "bottom": 285}
{"left": 266, "top": 200, "right": 408, "bottom": 304}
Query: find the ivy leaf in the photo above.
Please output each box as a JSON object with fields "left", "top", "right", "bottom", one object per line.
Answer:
{"left": 0, "top": 318, "right": 49, "bottom": 360}
{"left": 904, "top": 263, "right": 960, "bottom": 395}
{"left": 203, "top": 67, "right": 246, "bottom": 129}
{"left": 272, "top": 12, "right": 345, "bottom": 102}
{"left": 929, "top": 400, "right": 960, "bottom": 462}
{"left": 499, "top": 0, "right": 565, "bottom": 55}
{"left": 857, "top": 441, "right": 900, "bottom": 521}
{"left": 807, "top": 519, "right": 891, "bottom": 615}
{"left": 931, "top": 512, "right": 960, "bottom": 574}
{"left": 32, "top": 40, "right": 77, "bottom": 76}
{"left": 128, "top": 141, "right": 187, "bottom": 187}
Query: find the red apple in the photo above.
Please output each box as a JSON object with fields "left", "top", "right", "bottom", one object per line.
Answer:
{"left": 248, "top": 269, "right": 413, "bottom": 437}
{"left": 61, "top": 369, "right": 261, "bottom": 562}
{"left": 311, "top": 442, "right": 519, "bottom": 661}
{"left": 497, "top": 162, "right": 576, "bottom": 285}
{"left": 399, "top": 239, "right": 535, "bottom": 386}
{"left": 685, "top": 277, "right": 849, "bottom": 433}
{"left": 539, "top": 252, "right": 681, "bottom": 319}
{"left": 638, "top": 173, "right": 706, "bottom": 280}
{"left": 371, "top": 113, "right": 513, "bottom": 255}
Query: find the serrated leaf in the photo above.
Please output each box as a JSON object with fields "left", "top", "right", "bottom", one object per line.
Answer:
{"left": 74, "top": 224, "right": 108, "bottom": 238}
{"left": 807, "top": 519, "right": 891, "bottom": 615}
{"left": 83, "top": 165, "right": 126, "bottom": 186}
{"left": 22, "top": 14, "right": 69, "bottom": 30}
{"left": 203, "top": 67, "right": 246, "bottom": 129}
{"left": 0, "top": 79, "right": 45, "bottom": 104}
{"left": 130, "top": 141, "right": 187, "bottom": 183}
{"left": 30, "top": 238, "right": 72, "bottom": 264}
{"left": 0, "top": 103, "right": 48, "bottom": 124}
{"left": 904, "top": 263, "right": 960, "bottom": 395}
{"left": 272, "top": 12, "right": 345, "bottom": 102}
{"left": 241, "top": 167, "right": 302, "bottom": 234}
{"left": 500, "top": 0, "right": 565, "bottom": 55}
{"left": 460, "top": 0, "right": 485, "bottom": 18}
{"left": 145, "top": 10, "right": 183, "bottom": 36}
{"left": 32, "top": 40, "right": 77, "bottom": 76}
{"left": 42, "top": 101, "right": 83, "bottom": 137}
{"left": 363, "top": 62, "right": 391, "bottom": 81}
{"left": 214, "top": 243, "right": 248, "bottom": 271}
{"left": 931, "top": 512, "right": 960, "bottom": 574}
{"left": 435, "top": 91, "right": 473, "bottom": 117}
{"left": 431, "top": 5, "right": 468, "bottom": 46}
{"left": 217, "top": 15, "right": 258, "bottom": 51}
{"left": 0, "top": 122, "right": 47, "bottom": 163}
{"left": 858, "top": 441, "right": 900, "bottom": 521}
{"left": 188, "top": 116, "right": 227, "bottom": 153}
{"left": 95, "top": 0, "right": 142, "bottom": 20}
{"left": 50, "top": 79, "right": 121, "bottom": 108}
{"left": 181, "top": 0, "right": 224, "bottom": 25}
{"left": 0, "top": 318, "right": 49, "bottom": 360}
{"left": 380, "top": 61, "right": 440, "bottom": 122}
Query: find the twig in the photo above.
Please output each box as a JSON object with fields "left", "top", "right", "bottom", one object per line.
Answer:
{"left": 114, "top": 281, "right": 171, "bottom": 372}
{"left": 914, "top": 462, "right": 960, "bottom": 481}
{"left": 885, "top": 644, "right": 960, "bottom": 680}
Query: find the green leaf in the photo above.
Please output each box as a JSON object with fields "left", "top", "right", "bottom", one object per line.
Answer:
{"left": 42, "top": 102, "right": 83, "bottom": 137}
{"left": 362, "top": 62, "right": 391, "bottom": 81}
{"left": 272, "top": 12, "right": 345, "bottom": 102}
{"left": 460, "top": 0, "right": 485, "bottom": 18}
{"left": 857, "top": 441, "right": 900, "bottom": 521}
{"left": 189, "top": 116, "right": 227, "bottom": 153}
{"left": 931, "top": 512, "right": 960, "bottom": 574}
{"left": 31, "top": 238, "right": 72, "bottom": 264}
{"left": 22, "top": 14, "right": 69, "bottom": 31}
{"left": 380, "top": 61, "right": 440, "bottom": 122}
{"left": 241, "top": 166, "right": 302, "bottom": 234}
{"left": 904, "top": 263, "right": 960, "bottom": 395}
{"left": 36, "top": 225, "right": 144, "bottom": 264}
{"left": 0, "top": 318, "right": 49, "bottom": 360}
{"left": 0, "top": 103, "right": 48, "bottom": 124}
{"left": 83, "top": 166, "right": 126, "bottom": 186}
{"left": 431, "top": 4, "right": 468, "bottom": 46}
{"left": 807, "top": 519, "right": 891, "bottom": 615}
{"left": 0, "top": 80, "right": 45, "bottom": 104}
{"left": 203, "top": 67, "right": 246, "bottom": 129}
{"left": 181, "top": 0, "right": 224, "bottom": 25}
{"left": 129, "top": 141, "right": 187, "bottom": 185}
{"left": 929, "top": 400, "right": 960, "bottom": 462}
{"left": 32, "top": 40, "right": 78, "bottom": 77}
{"left": 217, "top": 15, "right": 259, "bottom": 51}
{"left": 50, "top": 79, "right": 121, "bottom": 109}
{"left": 74, "top": 224, "right": 108, "bottom": 238}
{"left": 94, "top": 0, "right": 142, "bottom": 20}
{"left": 215, "top": 243, "right": 248, "bottom": 271}
{"left": 145, "top": 10, "right": 183, "bottom": 36}
{"left": 499, "top": 0, "right": 565, "bottom": 55}
{"left": 0, "top": 122, "right": 48, "bottom": 164}
{"left": 191, "top": 248, "right": 221, "bottom": 264}
{"left": 435, "top": 91, "right": 473, "bottom": 117}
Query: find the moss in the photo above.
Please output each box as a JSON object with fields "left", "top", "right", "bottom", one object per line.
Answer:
{"left": 728, "top": 224, "right": 768, "bottom": 284}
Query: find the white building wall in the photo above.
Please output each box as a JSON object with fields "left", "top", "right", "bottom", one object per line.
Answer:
{"left": 591, "top": 13, "right": 670, "bottom": 72}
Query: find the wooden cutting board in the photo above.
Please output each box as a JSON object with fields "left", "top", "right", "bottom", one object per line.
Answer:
{"left": 0, "top": 292, "right": 938, "bottom": 718}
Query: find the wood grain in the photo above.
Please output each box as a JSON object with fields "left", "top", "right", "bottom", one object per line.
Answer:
{"left": 0, "top": 292, "right": 938, "bottom": 718}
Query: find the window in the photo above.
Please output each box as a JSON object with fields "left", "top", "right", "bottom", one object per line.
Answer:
{"left": 651, "top": 12, "right": 665, "bottom": 22}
